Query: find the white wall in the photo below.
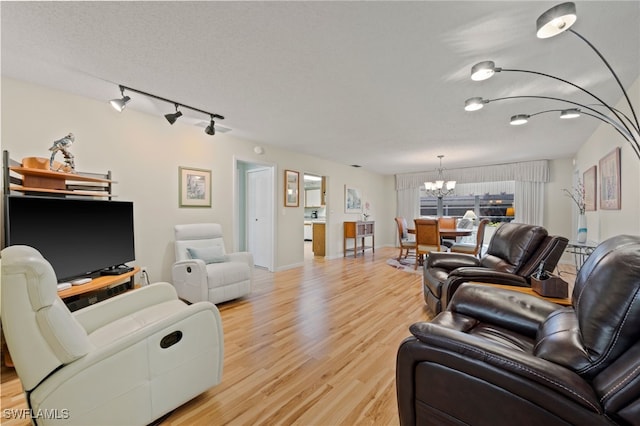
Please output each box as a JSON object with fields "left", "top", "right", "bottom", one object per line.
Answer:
{"left": 1, "top": 78, "right": 395, "bottom": 282}
{"left": 544, "top": 158, "right": 575, "bottom": 238}
{"left": 573, "top": 78, "right": 640, "bottom": 241}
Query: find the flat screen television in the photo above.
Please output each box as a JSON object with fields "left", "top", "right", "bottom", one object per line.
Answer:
{"left": 4, "top": 195, "right": 135, "bottom": 282}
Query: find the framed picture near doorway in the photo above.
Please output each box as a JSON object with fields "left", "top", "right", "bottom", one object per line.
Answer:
{"left": 179, "top": 166, "right": 211, "bottom": 207}
{"left": 284, "top": 169, "right": 299, "bottom": 207}
{"left": 344, "top": 185, "right": 363, "bottom": 213}
{"left": 599, "top": 147, "right": 621, "bottom": 210}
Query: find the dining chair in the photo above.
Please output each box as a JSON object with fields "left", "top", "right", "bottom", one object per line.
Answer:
{"left": 437, "top": 216, "right": 457, "bottom": 248}
{"left": 394, "top": 217, "right": 417, "bottom": 261}
{"left": 450, "top": 218, "right": 490, "bottom": 258}
{"left": 413, "top": 218, "right": 442, "bottom": 270}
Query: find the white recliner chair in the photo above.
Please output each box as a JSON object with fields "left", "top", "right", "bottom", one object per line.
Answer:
{"left": 1, "top": 245, "right": 224, "bottom": 426}
{"left": 172, "top": 223, "right": 253, "bottom": 304}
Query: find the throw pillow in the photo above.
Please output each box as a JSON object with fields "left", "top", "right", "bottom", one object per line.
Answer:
{"left": 187, "top": 246, "right": 226, "bottom": 264}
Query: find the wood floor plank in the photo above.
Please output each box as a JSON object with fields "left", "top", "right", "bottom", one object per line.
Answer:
{"left": 1, "top": 247, "right": 432, "bottom": 425}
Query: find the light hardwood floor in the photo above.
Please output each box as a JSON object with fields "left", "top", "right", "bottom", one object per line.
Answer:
{"left": 1, "top": 247, "right": 433, "bottom": 426}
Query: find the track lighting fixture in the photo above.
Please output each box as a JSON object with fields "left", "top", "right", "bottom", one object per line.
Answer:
{"left": 109, "top": 85, "right": 225, "bottom": 136}
{"left": 205, "top": 115, "right": 216, "bottom": 135}
{"left": 164, "top": 104, "right": 183, "bottom": 125}
{"left": 109, "top": 86, "right": 131, "bottom": 112}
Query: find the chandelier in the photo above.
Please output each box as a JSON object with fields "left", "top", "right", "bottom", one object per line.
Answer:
{"left": 424, "top": 155, "right": 456, "bottom": 198}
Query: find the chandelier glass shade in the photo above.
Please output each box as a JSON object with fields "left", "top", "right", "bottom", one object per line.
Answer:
{"left": 424, "top": 155, "right": 456, "bottom": 198}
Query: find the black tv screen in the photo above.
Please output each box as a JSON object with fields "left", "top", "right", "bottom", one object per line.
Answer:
{"left": 4, "top": 195, "right": 135, "bottom": 282}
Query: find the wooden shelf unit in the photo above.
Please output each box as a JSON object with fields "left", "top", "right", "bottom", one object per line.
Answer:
{"left": 3, "top": 150, "right": 114, "bottom": 198}
{"left": 343, "top": 221, "right": 375, "bottom": 257}
{"left": 57, "top": 266, "right": 140, "bottom": 300}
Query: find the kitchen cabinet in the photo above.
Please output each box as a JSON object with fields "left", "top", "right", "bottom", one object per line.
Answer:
{"left": 313, "top": 223, "right": 325, "bottom": 256}
{"left": 304, "top": 223, "right": 313, "bottom": 241}
{"left": 305, "top": 189, "right": 322, "bottom": 207}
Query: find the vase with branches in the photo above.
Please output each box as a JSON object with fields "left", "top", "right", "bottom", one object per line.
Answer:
{"left": 563, "top": 181, "right": 586, "bottom": 215}
{"left": 563, "top": 180, "right": 587, "bottom": 242}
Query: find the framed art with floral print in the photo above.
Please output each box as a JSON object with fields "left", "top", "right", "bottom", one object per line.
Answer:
{"left": 583, "top": 165, "right": 597, "bottom": 211}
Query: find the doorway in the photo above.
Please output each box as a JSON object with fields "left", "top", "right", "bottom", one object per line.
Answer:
{"left": 303, "top": 173, "right": 327, "bottom": 260}
{"left": 234, "top": 159, "right": 275, "bottom": 271}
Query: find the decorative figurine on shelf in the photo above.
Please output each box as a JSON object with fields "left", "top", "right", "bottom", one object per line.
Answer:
{"left": 49, "top": 133, "right": 76, "bottom": 173}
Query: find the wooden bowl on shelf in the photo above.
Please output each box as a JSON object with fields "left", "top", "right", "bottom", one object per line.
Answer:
{"left": 22, "top": 156, "right": 70, "bottom": 173}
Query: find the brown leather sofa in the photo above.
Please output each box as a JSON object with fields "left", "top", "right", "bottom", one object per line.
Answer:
{"left": 397, "top": 234, "right": 640, "bottom": 425}
{"left": 423, "top": 222, "right": 568, "bottom": 314}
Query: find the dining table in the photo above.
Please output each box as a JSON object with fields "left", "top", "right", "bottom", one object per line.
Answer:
{"left": 407, "top": 227, "right": 473, "bottom": 238}
{"left": 439, "top": 228, "right": 473, "bottom": 238}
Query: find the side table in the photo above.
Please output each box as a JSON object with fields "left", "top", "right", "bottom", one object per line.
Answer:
{"left": 566, "top": 240, "right": 598, "bottom": 272}
{"left": 469, "top": 282, "right": 572, "bottom": 306}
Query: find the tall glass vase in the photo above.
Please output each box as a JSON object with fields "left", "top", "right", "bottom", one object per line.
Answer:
{"left": 577, "top": 213, "right": 587, "bottom": 243}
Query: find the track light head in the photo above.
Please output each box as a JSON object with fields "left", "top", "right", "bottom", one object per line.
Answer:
{"left": 471, "top": 61, "right": 500, "bottom": 81}
{"left": 464, "top": 97, "right": 487, "bottom": 111}
{"left": 536, "top": 2, "right": 577, "bottom": 39}
{"left": 165, "top": 104, "right": 182, "bottom": 125}
{"left": 560, "top": 108, "right": 581, "bottom": 119}
{"left": 205, "top": 116, "right": 216, "bottom": 135}
{"left": 510, "top": 114, "right": 530, "bottom": 125}
{"left": 109, "top": 86, "right": 131, "bottom": 112}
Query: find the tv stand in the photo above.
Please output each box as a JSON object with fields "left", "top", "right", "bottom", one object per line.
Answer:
{"left": 58, "top": 266, "right": 139, "bottom": 303}
{"left": 101, "top": 265, "right": 135, "bottom": 275}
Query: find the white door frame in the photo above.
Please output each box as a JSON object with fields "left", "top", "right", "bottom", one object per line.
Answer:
{"left": 233, "top": 156, "right": 276, "bottom": 272}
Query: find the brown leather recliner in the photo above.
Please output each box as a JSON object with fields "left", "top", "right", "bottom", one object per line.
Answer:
{"left": 397, "top": 234, "right": 640, "bottom": 425}
{"left": 423, "top": 222, "right": 568, "bottom": 314}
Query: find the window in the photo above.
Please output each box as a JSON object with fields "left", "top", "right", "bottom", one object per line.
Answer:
{"left": 419, "top": 182, "right": 515, "bottom": 223}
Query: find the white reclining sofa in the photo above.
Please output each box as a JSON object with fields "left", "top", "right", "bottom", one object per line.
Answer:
{"left": 1, "top": 245, "right": 224, "bottom": 425}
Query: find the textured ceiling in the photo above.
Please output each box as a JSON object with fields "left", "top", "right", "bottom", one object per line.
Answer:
{"left": 2, "top": 1, "right": 638, "bottom": 175}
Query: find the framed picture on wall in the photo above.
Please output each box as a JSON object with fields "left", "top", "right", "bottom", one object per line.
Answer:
{"left": 583, "top": 165, "right": 597, "bottom": 211}
{"left": 179, "top": 166, "right": 211, "bottom": 207}
{"left": 344, "top": 185, "right": 363, "bottom": 213}
{"left": 284, "top": 170, "right": 299, "bottom": 207}
{"left": 599, "top": 147, "right": 621, "bottom": 210}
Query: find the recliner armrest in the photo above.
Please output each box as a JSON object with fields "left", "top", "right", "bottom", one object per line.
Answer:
{"left": 449, "top": 267, "right": 529, "bottom": 287}
{"left": 225, "top": 251, "right": 254, "bottom": 268}
{"left": 426, "top": 252, "right": 481, "bottom": 271}
{"left": 173, "top": 258, "right": 207, "bottom": 273}
{"left": 401, "top": 323, "right": 601, "bottom": 414}
{"left": 448, "top": 283, "right": 561, "bottom": 337}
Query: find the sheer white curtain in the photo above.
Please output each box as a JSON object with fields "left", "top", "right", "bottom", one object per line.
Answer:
{"left": 396, "top": 160, "right": 549, "bottom": 225}
{"left": 396, "top": 187, "right": 420, "bottom": 224}
{"left": 514, "top": 181, "right": 545, "bottom": 225}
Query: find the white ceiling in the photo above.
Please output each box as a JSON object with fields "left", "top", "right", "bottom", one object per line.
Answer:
{"left": 2, "top": 1, "right": 638, "bottom": 175}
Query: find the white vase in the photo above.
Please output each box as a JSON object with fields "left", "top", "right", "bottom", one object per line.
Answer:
{"left": 577, "top": 213, "right": 587, "bottom": 243}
